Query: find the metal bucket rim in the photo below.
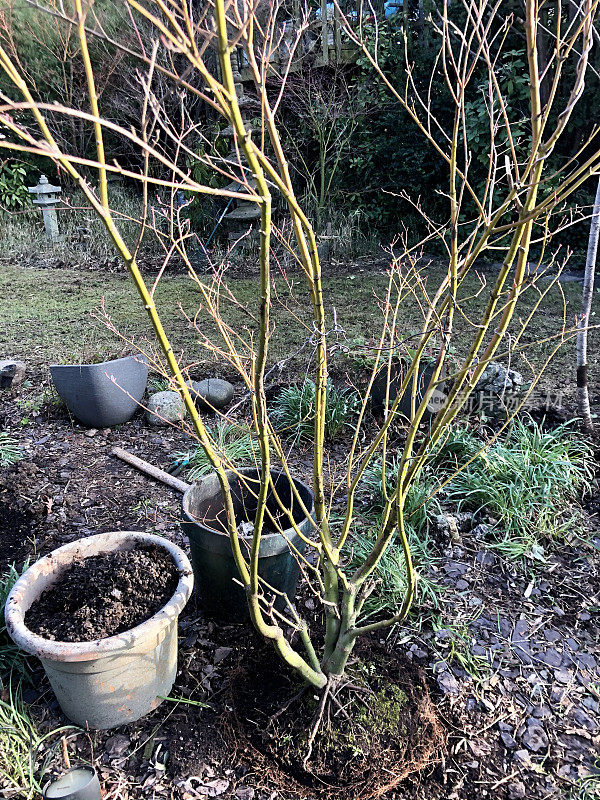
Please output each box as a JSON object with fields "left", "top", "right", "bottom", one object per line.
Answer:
{"left": 4, "top": 530, "right": 193, "bottom": 663}
{"left": 42, "top": 765, "right": 99, "bottom": 799}
{"left": 181, "top": 467, "right": 314, "bottom": 544}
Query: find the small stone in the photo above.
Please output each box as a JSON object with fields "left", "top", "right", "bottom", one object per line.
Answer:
{"left": 472, "top": 524, "right": 491, "bottom": 540}
{"left": 576, "top": 653, "right": 597, "bottom": 670}
{"left": 531, "top": 704, "right": 552, "bottom": 720}
{"left": 554, "top": 668, "right": 573, "bottom": 684}
{"left": 0, "top": 360, "right": 26, "bottom": 389}
{"left": 544, "top": 629, "right": 561, "bottom": 643}
{"left": 573, "top": 708, "right": 597, "bottom": 731}
{"left": 475, "top": 550, "right": 495, "bottom": 566}
{"left": 444, "top": 560, "right": 468, "bottom": 578}
{"left": 507, "top": 781, "right": 527, "bottom": 799}
{"left": 539, "top": 648, "right": 563, "bottom": 667}
{"left": 146, "top": 391, "right": 185, "bottom": 426}
{"left": 513, "top": 749, "right": 531, "bottom": 766}
{"left": 455, "top": 579, "right": 469, "bottom": 591}
{"left": 214, "top": 647, "right": 233, "bottom": 664}
{"left": 522, "top": 721, "right": 548, "bottom": 753}
{"left": 501, "top": 731, "right": 518, "bottom": 749}
{"left": 583, "top": 696, "right": 599, "bottom": 713}
{"left": 437, "top": 670, "right": 460, "bottom": 695}
{"left": 84, "top": 428, "right": 98, "bottom": 438}
{"left": 234, "top": 789, "right": 255, "bottom": 800}
{"left": 188, "top": 378, "right": 234, "bottom": 411}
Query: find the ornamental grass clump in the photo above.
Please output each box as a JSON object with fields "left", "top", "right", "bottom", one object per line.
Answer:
{"left": 0, "top": 433, "right": 20, "bottom": 467}
{"left": 445, "top": 418, "right": 593, "bottom": 556}
{"left": 272, "top": 379, "right": 360, "bottom": 440}
{"left": 177, "top": 421, "right": 260, "bottom": 481}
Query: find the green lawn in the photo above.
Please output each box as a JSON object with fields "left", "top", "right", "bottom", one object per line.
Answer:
{"left": 0, "top": 261, "right": 594, "bottom": 408}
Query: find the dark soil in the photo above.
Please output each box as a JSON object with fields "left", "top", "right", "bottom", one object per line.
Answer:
{"left": 220, "top": 642, "right": 443, "bottom": 799}
{"left": 25, "top": 545, "right": 178, "bottom": 642}
{"left": 0, "top": 500, "right": 37, "bottom": 572}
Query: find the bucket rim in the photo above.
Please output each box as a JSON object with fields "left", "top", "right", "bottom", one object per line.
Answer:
{"left": 181, "top": 467, "right": 314, "bottom": 543}
{"left": 4, "top": 530, "right": 193, "bottom": 663}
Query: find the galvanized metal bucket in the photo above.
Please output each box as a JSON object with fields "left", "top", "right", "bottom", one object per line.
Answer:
{"left": 181, "top": 468, "right": 314, "bottom": 617}
{"left": 5, "top": 531, "right": 193, "bottom": 730}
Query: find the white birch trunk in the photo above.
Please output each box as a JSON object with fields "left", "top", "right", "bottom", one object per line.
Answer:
{"left": 577, "top": 176, "right": 600, "bottom": 429}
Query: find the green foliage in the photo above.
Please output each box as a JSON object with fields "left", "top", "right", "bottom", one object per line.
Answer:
{"left": 444, "top": 418, "right": 593, "bottom": 556}
{"left": 349, "top": 468, "right": 443, "bottom": 616}
{"left": 0, "top": 433, "right": 20, "bottom": 467}
{"left": 355, "top": 683, "right": 408, "bottom": 737}
{"left": 0, "top": 682, "right": 72, "bottom": 799}
{"left": 272, "top": 379, "right": 360, "bottom": 441}
{"left": 147, "top": 375, "right": 171, "bottom": 394}
{"left": 572, "top": 771, "right": 600, "bottom": 800}
{"left": 425, "top": 426, "right": 483, "bottom": 472}
{"left": 0, "top": 162, "right": 29, "bottom": 210}
{"left": 464, "top": 49, "right": 530, "bottom": 166}
{"left": 431, "top": 613, "right": 491, "bottom": 681}
{"left": 177, "top": 421, "right": 260, "bottom": 481}
{"left": 351, "top": 418, "right": 593, "bottom": 617}
{"left": 0, "top": 563, "right": 31, "bottom": 687}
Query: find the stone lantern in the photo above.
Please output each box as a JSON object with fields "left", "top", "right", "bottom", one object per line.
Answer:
{"left": 28, "top": 174, "right": 62, "bottom": 241}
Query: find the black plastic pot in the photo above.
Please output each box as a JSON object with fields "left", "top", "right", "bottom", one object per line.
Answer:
{"left": 371, "top": 359, "right": 446, "bottom": 419}
{"left": 50, "top": 355, "right": 148, "bottom": 428}
{"left": 181, "top": 468, "right": 314, "bottom": 617}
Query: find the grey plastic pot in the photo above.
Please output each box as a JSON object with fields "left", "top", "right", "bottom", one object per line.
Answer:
{"left": 371, "top": 359, "right": 447, "bottom": 419}
{"left": 5, "top": 531, "right": 193, "bottom": 730}
{"left": 43, "top": 766, "right": 101, "bottom": 800}
{"left": 50, "top": 355, "right": 148, "bottom": 428}
{"left": 181, "top": 468, "right": 314, "bottom": 618}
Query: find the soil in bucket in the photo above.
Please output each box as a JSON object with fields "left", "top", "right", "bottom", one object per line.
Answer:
{"left": 25, "top": 544, "right": 178, "bottom": 642}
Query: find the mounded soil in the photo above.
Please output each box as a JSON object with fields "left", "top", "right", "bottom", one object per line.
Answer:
{"left": 25, "top": 544, "right": 178, "bottom": 642}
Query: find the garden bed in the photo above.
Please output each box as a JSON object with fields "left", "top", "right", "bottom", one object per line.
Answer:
{"left": 1, "top": 259, "right": 599, "bottom": 800}
{"left": 0, "top": 366, "right": 598, "bottom": 800}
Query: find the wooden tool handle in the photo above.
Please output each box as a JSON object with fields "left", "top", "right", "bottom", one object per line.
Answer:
{"left": 111, "top": 447, "right": 191, "bottom": 494}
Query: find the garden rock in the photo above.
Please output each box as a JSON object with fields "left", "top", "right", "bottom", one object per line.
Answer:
{"left": 474, "top": 361, "right": 523, "bottom": 394}
{"left": 0, "top": 360, "right": 26, "bottom": 389}
{"left": 147, "top": 391, "right": 185, "bottom": 426}
{"left": 234, "top": 788, "right": 255, "bottom": 800}
{"left": 188, "top": 378, "right": 234, "bottom": 411}
{"left": 507, "top": 781, "right": 527, "bottom": 799}
{"left": 522, "top": 720, "right": 549, "bottom": 752}
{"left": 539, "top": 648, "right": 563, "bottom": 667}
{"left": 436, "top": 669, "right": 460, "bottom": 695}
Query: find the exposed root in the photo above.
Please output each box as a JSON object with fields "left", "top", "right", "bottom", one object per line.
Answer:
{"left": 302, "top": 677, "right": 335, "bottom": 769}
{"left": 268, "top": 685, "right": 308, "bottom": 727}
